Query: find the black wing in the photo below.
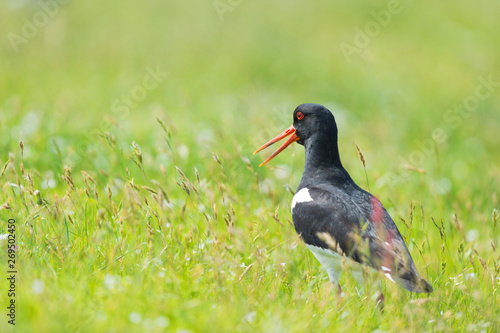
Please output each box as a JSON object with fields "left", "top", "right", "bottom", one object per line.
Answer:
{"left": 292, "top": 184, "right": 433, "bottom": 293}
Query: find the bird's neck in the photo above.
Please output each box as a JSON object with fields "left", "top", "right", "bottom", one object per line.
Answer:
{"left": 301, "top": 134, "right": 349, "bottom": 183}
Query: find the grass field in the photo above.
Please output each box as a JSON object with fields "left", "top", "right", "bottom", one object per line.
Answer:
{"left": 1, "top": 1, "right": 500, "bottom": 332}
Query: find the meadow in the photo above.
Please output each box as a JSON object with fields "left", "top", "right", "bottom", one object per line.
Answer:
{"left": 0, "top": 1, "right": 499, "bottom": 332}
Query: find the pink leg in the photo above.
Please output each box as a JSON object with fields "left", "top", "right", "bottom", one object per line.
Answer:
{"left": 376, "top": 292, "right": 385, "bottom": 311}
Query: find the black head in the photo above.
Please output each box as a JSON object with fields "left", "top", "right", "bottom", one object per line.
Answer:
{"left": 254, "top": 103, "right": 340, "bottom": 167}
{"left": 293, "top": 103, "right": 338, "bottom": 146}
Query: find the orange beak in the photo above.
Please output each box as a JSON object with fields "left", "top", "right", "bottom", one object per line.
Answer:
{"left": 253, "top": 125, "right": 300, "bottom": 167}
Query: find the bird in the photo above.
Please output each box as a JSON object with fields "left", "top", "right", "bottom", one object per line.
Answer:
{"left": 253, "top": 103, "right": 433, "bottom": 298}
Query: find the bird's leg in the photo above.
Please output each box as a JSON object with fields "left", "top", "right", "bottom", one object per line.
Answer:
{"left": 376, "top": 292, "right": 385, "bottom": 311}
{"left": 333, "top": 282, "right": 344, "bottom": 297}
{"left": 331, "top": 282, "right": 345, "bottom": 308}
{"left": 336, "top": 283, "right": 342, "bottom": 295}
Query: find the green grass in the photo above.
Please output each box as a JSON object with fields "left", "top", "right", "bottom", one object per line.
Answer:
{"left": 1, "top": 1, "right": 500, "bottom": 332}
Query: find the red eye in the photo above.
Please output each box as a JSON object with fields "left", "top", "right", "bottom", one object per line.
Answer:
{"left": 297, "top": 112, "right": 304, "bottom": 120}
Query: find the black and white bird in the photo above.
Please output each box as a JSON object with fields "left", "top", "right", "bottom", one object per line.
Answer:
{"left": 254, "top": 103, "right": 433, "bottom": 296}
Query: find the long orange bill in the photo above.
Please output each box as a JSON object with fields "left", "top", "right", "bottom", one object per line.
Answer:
{"left": 253, "top": 125, "right": 300, "bottom": 167}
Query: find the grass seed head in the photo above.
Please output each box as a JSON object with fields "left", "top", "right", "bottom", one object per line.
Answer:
{"left": 457, "top": 241, "right": 464, "bottom": 256}
{"left": 195, "top": 168, "right": 200, "bottom": 185}
{"left": 34, "top": 190, "right": 43, "bottom": 205}
{"left": 131, "top": 141, "right": 143, "bottom": 164}
{"left": 81, "top": 171, "right": 96, "bottom": 184}
{"left": 141, "top": 185, "right": 158, "bottom": 195}
{"left": 156, "top": 117, "right": 170, "bottom": 136}
{"left": 355, "top": 141, "right": 370, "bottom": 190}
{"left": 452, "top": 213, "right": 464, "bottom": 235}
{"left": 493, "top": 209, "right": 499, "bottom": 227}
{"left": 104, "top": 132, "right": 116, "bottom": 148}
{"left": 175, "top": 166, "right": 187, "bottom": 180}
{"left": 1, "top": 159, "right": 10, "bottom": 177}
{"left": 176, "top": 166, "right": 198, "bottom": 195}
{"left": 106, "top": 184, "right": 112, "bottom": 201}
{"left": 317, "top": 232, "right": 344, "bottom": 256}
{"left": 355, "top": 141, "right": 366, "bottom": 167}
{"left": 218, "top": 184, "right": 225, "bottom": 203}
{"left": 0, "top": 201, "right": 12, "bottom": 210}
{"left": 212, "top": 202, "right": 218, "bottom": 220}
{"left": 212, "top": 152, "right": 222, "bottom": 166}
{"left": 62, "top": 165, "right": 75, "bottom": 190}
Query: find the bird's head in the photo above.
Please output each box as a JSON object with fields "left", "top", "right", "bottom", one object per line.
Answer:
{"left": 254, "top": 103, "right": 338, "bottom": 166}
{"left": 292, "top": 103, "right": 337, "bottom": 146}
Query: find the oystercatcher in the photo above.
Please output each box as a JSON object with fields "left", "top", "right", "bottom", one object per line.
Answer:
{"left": 254, "top": 103, "right": 433, "bottom": 295}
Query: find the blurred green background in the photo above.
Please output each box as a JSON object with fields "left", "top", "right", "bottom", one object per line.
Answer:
{"left": 1, "top": 1, "right": 499, "bottom": 185}
{"left": 1, "top": 0, "right": 499, "bottom": 332}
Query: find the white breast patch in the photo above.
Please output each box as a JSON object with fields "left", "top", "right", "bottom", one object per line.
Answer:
{"left": 306, "top": 244, "right": 344, "bottom": 283}
{"left": 291, "top": 187, "right": 313, "bottom": 211}
{"left": 306, "top": 244, "right": 365, "bottom": 286}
